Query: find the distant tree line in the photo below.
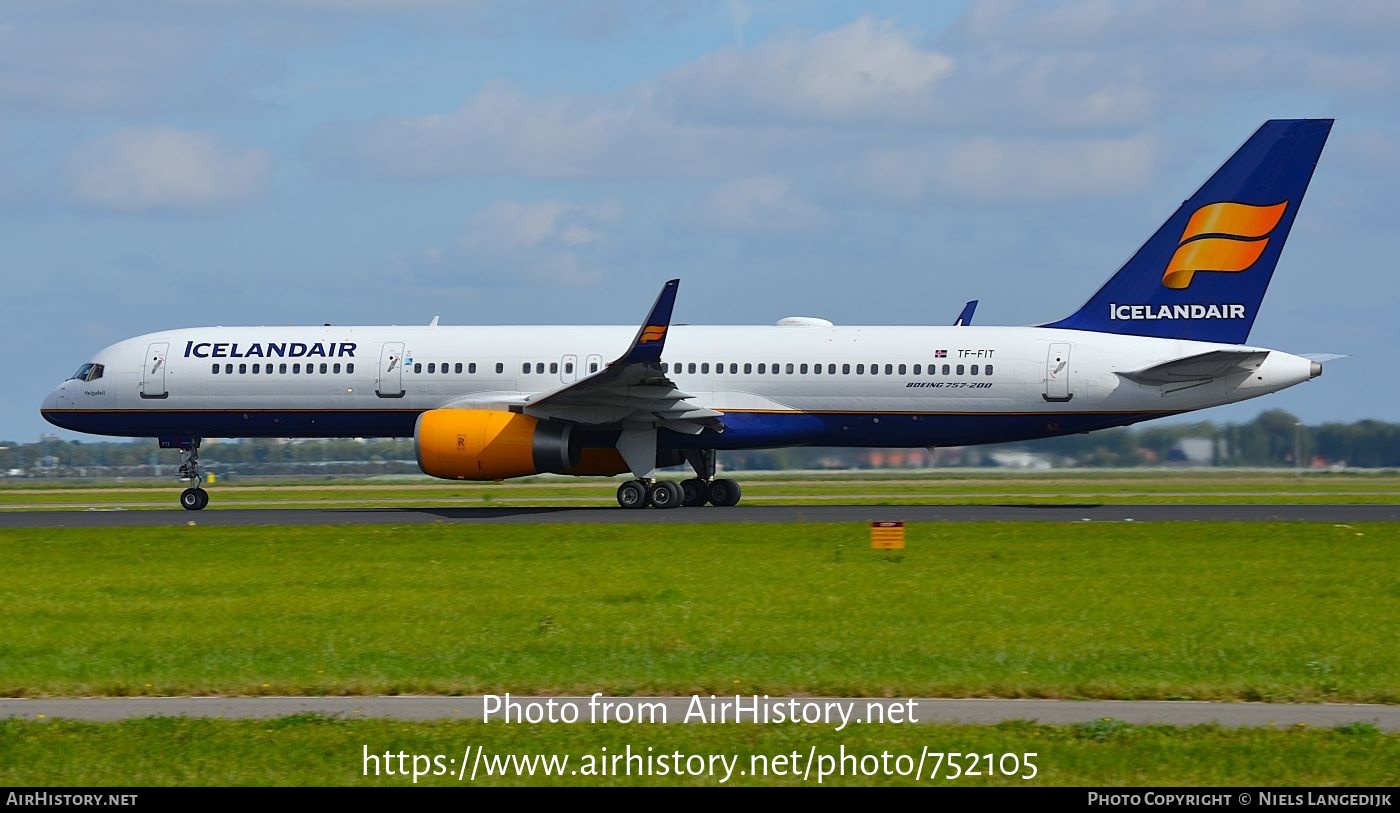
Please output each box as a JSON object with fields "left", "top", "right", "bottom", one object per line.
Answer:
{"left": 3, "top": 410, "right": 1398, "bottom": 478}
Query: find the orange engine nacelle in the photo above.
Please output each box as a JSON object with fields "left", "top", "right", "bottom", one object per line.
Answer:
{"left": 414, "top": 409, "right": 628, "bottom": 480}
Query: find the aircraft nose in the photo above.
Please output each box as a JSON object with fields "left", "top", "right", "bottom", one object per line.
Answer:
{"left": 41, "top": 384, "right": 68, "bottom": 414}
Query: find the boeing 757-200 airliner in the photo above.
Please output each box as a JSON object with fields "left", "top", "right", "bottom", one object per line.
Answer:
{"left": 42, "top": 119, "right": 1335, "bottom": 510}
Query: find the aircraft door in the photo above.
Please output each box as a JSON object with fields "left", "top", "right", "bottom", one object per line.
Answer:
{"left": 377, "top": 342, "right": 405, "bottom": 398}
{"left": 1043, "top": 342, "right": 1073, "bottom": 402}
{"left": 561, "top": 354, "right": 579, "bottom": 383}
{"left": 141, "top": 342, "right": 169, "bottom": 399}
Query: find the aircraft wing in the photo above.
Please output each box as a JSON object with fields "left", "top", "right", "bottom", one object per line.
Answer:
{"left": 1117, "top": 349, "right": 1269, "bottom": 386}
{"left": 521, "top": 279, "right": 724, "bottom": 436}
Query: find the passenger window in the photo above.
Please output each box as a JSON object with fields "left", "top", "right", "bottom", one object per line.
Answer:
{"left": 828, "top": 364, "right": 836, "bottom": 374}
{"left": 211, "top": 364, "right": 219, "bottom": 374}
{"left": 280, "top": 364, "right": 288, "bottom": 374}
{"left": 252, "top": 364, "right": 260, "bottom": 374}
{"left": 428, "top": 363, "right": 436, "bottom": 374}
{"left": 942, "top": 364, "right": 950, "bottom": 375}
{"left": 870, "top": 364, "right": 878, "bottom": 375}
{"left": 454, "top": 363, "right": 463, "bottom": 374}
{"left": 956, "top": 364, "right": 965, "bottom": 375}
{"left": 898, "top": 364, "right": 906, "bottom": 375}
{"left": 701, "top": 363, "right": 709, "bottom": 374}
{"left": 688, "top": 363, "right": 697, "bottom": 374}
{"left": 744, "top": 363, "right": 752, "bottom": 374}
{"left": 334, "top": 363, "right": 342, "bottom": 374}
{"left": 589, "top": 362, "right": 598, "bottom": 372}
{"left": 550, "top": 362, "right": 558, "bottom": 374}
{"left": 320, "top": 363, "right": 328, "bottom": 373}
{"left": 799, "top": 364, "right": 808, "bottom": 374}
{"left": 757, "top": 363, "right": 766, "bottom": 374}
{"left": 534, "top": 362, "right": 543, "bottom": 374}
{"left": 856, "top": 364, "right": 864, "bottom": 374}
{"left": 496, "top": 363, "right": 504, "bottom": 374}
{"left": 293, "top": 363, "right": 301, "bottom": 374}
{"left": 812, "top": 364, "right": 820, "bottom": 375}
{"left": 266, "top": 365, "right": 272, "bottom": 375}
{"left": 842, "top": 364, "right": 850, "bottom": 374}
{"left": 971, "top": 364, "right": 979, "bottom": 375}
{"left": 239, "top": 363, "right": 247, "bottom": 374}
{"left": 913, "top": 364, "right": 921, "bottom": 375}
{"left": 522, "top": 363, "right": 531, "bottom": 374}
{"left": 564, "top": 362, "right": 573, "bottom": 374}
{"left": 306, "top": 364, "right": 314, "bottom": 375}
{"left": 985, "top": 364, "right": 993, "bottom": 375}
{"left": 884, "top": 364, "right": 893, "bottom": 375}
{"left": 468, "top": 363, "right": 476, "bottom": 374}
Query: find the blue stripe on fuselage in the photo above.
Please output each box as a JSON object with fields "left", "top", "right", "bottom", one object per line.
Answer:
{"left": 43, "top": 408, "right": 1175, "bottom": 448}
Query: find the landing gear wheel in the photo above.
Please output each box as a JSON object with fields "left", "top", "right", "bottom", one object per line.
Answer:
{"left": 616, "top": 480, "right": 648, "bottom": 509}
{"left": 679, "top": 478, "right": 707, "bottom": 507}
{"left": 707, "top": 478, "right": 742, "bottom": 507}
{"left": 647, "top": 480, "right": 683, "bottom": 509}
{"left": 180, "top": 488, "right": 208, "bottom": 511}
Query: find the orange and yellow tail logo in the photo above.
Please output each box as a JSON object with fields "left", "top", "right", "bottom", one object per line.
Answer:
{"left": 639, "top": 325, "right": 668, "bottom": 343}
{"left": 1162, "top": 201, "right": 1287, "bottom": 289}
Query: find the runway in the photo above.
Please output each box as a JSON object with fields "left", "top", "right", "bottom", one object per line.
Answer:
{"left": 1, "top": 696, "right": 1396, "bottom": 729}
{"left": 1, "top": 503, "right": 1398, "bottom": 528}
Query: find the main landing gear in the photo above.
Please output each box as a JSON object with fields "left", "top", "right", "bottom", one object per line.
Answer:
{"left": 176, "top": 438, "right": 209, "bottom": 511}
{"left": 613, "top": 449, "right": 741, "bottom": 509}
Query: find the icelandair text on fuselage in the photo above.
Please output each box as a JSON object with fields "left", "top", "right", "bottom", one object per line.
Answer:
{"left": 183, "top": 340, "right": 356, "bottom": 359}
{"left": 481, "top": 693, "right": 919, "bottom": 731}
{"left": 183, "top": 340, "right": 357, "bottom": 359}
{"left": 1109, "top": 303, "right": 1246, "bottom": 321}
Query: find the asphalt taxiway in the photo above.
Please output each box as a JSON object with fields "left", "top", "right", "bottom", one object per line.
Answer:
{"left": 1, "top": 504, "right": 1398, "bottom": 528}
{"left": 1, "top": 696, "right": 1396, "bottom": 729}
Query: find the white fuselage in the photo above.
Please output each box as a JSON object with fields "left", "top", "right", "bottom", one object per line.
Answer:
{"left": 41, "top": 323, "right": 1317, "bottom": 450}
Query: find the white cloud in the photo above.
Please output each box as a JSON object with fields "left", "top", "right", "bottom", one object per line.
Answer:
{"left": 699, "top": 177, "right": 824, "bottom": 231}
{"left": 854, "top": 134, "right": 1159, "bottom": 203}
{"left": 455, "top": 200, "right": 621, "bottom": 287}
{"left": 656, "top": 15, "right": 952, "bottom": 125}
{"left": 67, "top": 128, "right": 270, "bottom": 212}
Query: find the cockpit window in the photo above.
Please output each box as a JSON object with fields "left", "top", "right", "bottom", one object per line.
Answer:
{"left": 68, "top": 363, "right": 104, "bottom": 382}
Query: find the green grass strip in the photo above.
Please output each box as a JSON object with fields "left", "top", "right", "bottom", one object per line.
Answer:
{"left": 1, "top": 717, "right": 1394, "bottom": 786}
{"left": 0, "top": 523, "right": 1395, "bottom": 702}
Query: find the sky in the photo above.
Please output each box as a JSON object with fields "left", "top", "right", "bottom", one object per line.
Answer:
{"left": 4, "top": 0, "right": 1398, "bottom": 442}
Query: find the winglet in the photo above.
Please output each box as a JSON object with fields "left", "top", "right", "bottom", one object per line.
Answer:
{"left": 611, "top": 279, "right": 679, "bottom": 366}
{"left": 953, "top": 300, "right": 978, "bottom": 326}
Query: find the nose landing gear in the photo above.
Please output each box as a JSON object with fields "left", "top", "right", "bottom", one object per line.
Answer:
{"left": 171, "top": 437, "right": 208, "bottom": 511}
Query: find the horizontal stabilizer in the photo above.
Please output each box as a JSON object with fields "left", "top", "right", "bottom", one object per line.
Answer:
{"left": 1118, "top": 349, "right": 1268, "bottom": 386}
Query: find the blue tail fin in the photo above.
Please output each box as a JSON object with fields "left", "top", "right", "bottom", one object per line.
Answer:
{"left": 1043, "top": 118, "right": 1332, "bottom": 344}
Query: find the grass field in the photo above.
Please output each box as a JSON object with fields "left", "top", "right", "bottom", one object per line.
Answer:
{"left": 2, "top": 479, "right": 1395, "bottom": 787}
{"left": 1, "top": 522, "right": 1394, "bottom": 701}
{"left": 3, "top": 717, "right": 1395, "bottom": 786}
{"left": 2, "top": 469, "right": 1400, "bottom": 509}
